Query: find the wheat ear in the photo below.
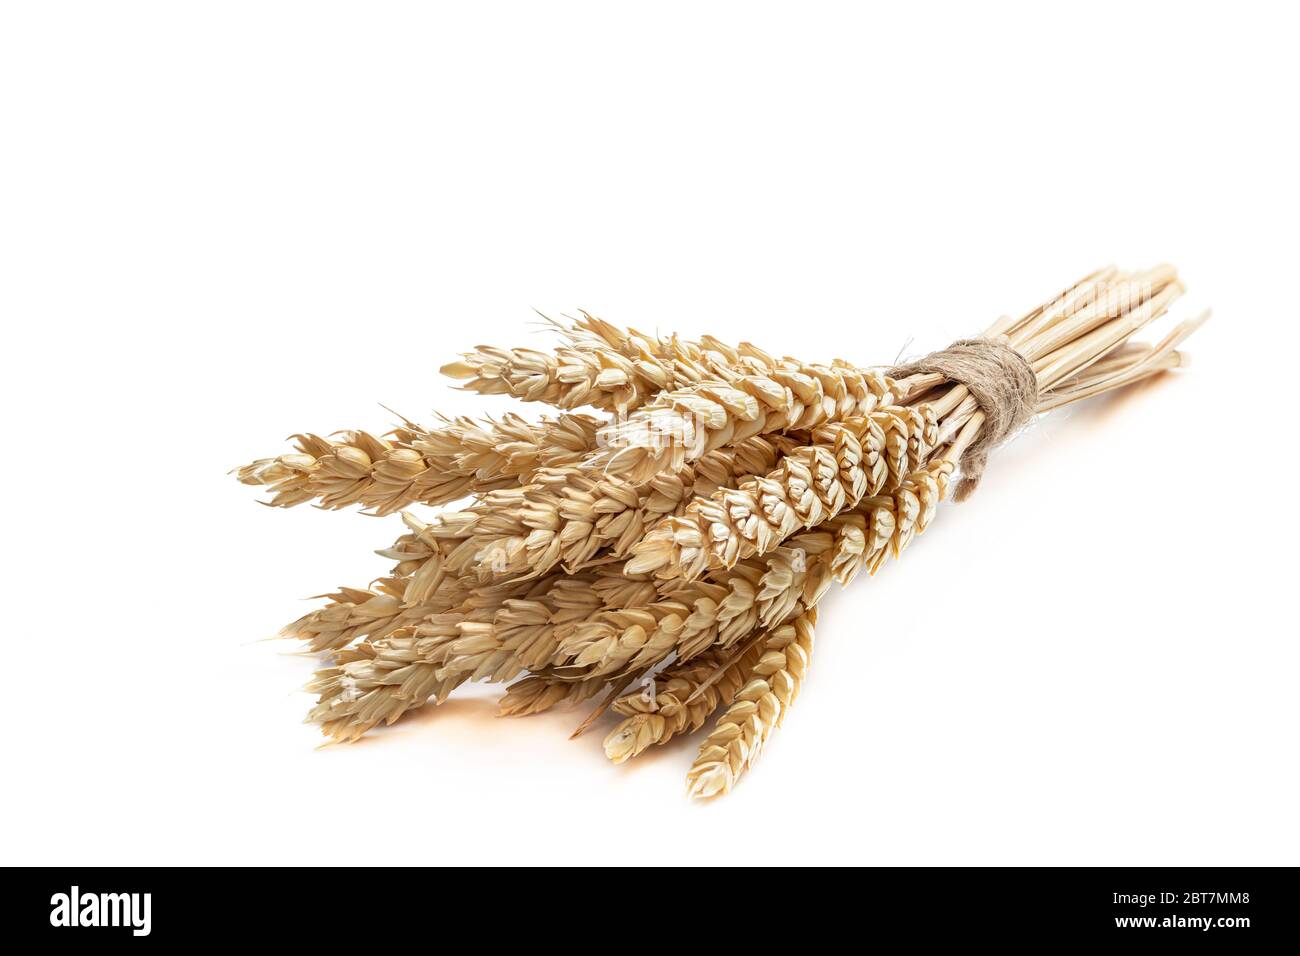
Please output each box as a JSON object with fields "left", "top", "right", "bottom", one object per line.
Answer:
{"left": 590, "top": 364, "right": 894, "bottom": 483}
{"left": 283, "top": 579, "right": 436, "bottom": 654}
{"left": 441, "top": 313, "right": 781, "bottom": 414}
{"left": 237, "top": 412, "right": 601, "bottom": 514}
{"left": 602, "top": 641, "right": 766, "bottom": 763}
{"left": 685, "top": 609, "right": 817, "bottom": 798}
{"left": 305, "top": 457, "right": 951, "bottom": 742}
{"left": 541, "top": 460, "right": 952, "bottom": 684}
{"left": 627, "top": 405, "right": 938, "bottom": 579}
{"left": 496, "top": 674, "right": 608, "bottom": 717}
{"left": 399, "top": 435, "right": 791, "bottom": 583}
{"left": 308, "top": 632, "right": 472, "bottom": 743}
{"left": 305, "top": 572, "right": 576, "bottom": 740}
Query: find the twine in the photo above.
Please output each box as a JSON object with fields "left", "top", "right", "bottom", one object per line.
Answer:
{"left": 890, "top": 337, "right": 1038, "bottom": 501}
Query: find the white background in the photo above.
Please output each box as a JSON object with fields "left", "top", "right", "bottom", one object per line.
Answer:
{"left": 3, "top": 2, "right": 1297, "bottom": 866}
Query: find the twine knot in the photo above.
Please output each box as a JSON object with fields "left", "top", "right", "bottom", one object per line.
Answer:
{"left": 890, "top": 337, "right": 1037, "bottom": 501}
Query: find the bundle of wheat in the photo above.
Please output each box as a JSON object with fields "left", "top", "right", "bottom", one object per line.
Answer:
{"left": 238, "top": 265, "right": 1206, "bottom": 797}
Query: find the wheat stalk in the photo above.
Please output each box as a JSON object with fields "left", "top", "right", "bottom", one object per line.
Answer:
{"left": 240, "top": 264, "right": 1205, "bottom": 797}
{"left": 622, "top": 266, "right": 1188, "bottom": 581}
